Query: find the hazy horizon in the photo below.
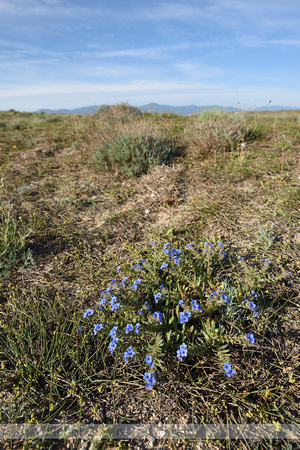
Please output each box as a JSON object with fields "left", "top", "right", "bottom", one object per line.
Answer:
{"left": 1, "top": 0, "right": 300, "bottom": 112}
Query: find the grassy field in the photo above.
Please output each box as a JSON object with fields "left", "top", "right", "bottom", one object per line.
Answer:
{"left": 0, "top": 104, "right": 299, "bottom": 449}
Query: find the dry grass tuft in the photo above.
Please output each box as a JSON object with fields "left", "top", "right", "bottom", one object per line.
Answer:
{"left": 184, "top": 110, "right": 257, "bottom": 159}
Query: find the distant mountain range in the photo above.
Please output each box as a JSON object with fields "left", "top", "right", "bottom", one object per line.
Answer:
{"left": 36, "top": 102, "right": 300, "bottom": 115}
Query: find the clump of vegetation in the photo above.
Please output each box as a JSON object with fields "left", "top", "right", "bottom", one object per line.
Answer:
{"left": 96, "top": 102, "right": 142, "bottom": 124}
{"left": 77, "top": 239, "right": 266, "bottom": 389}
{"left": 92, "top": 133, "right": 181, "bottom": 177}
{"left": 185, "top": 108, "right": 261, "bottom": 159}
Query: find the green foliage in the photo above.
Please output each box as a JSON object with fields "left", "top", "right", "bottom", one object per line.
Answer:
{"left": 255, "top": 223, "right": 275, "bottom": 250}
{"left": 92, "top": 133, "right": 180, "bottom": 177}
{"left": 198, "top": 108, "right": 230, "bottom": 122}
{"left": 0, "top": 200, "right": 33, "bottom": 276}
{"left": 0, "top": 287, "right": 109, "bottom": 395}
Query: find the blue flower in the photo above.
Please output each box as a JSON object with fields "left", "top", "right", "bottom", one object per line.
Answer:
{"left": 110, "top": 279, "right": 116, "bottom": 285}
{"left": 140, "top": 259, "right": 146, "bottom": 265}
{"left": 225, "top": 368, "right": 236, "bottom": 377}
{"left": 175, "top": 257, "right": 181, "bottom": 264}
{"left": 110, "top": 296, "right": 120, "bottom": 311}
{"left": 209, "top": 376, "right": 214, "bottom": 380}
{"left": 99, "top": 297, "right": 107, "bottom": 306}
{"left": 223, "top": 362, "right": 231, "bottom": 372}
{"left": 221, "top": 294, "right": 230, "bottom": 304}
{"left": 108, "top": 338, "right": 118, "bottom": 354}
{"left": 289, "top": 270, "right": 293, "bottom": 277}
{"left": 251, "top": 290, "right": 258, "bottom": 298}
{"left": 109, "top": 326, "right": 118, "bottom": 338}
{"left": 186, "top": 243, "right": 193, "bottom": 249}
{"left": 178, "top": 300, "right": 184, "bottom": 306}
{"left": 223, "top": 362, "right": 236, "bottom": 377}
{"left": 211, "top": 291, "right": 219, "bottom": 296}
{"left": 160, "top": 262, "right": 168, "bottom": 270}
{"left": 191, "top": 300, "right": 203, "bottom": 312}
{"left": 164, "top": 242, "right": 170, "bottom": 247}
{"left": 135, "top": 323, "right": 140, "bottom": 334}
{"left": 124, "top": 346, "right": 135, "bottom": 363}
{"left": 177, "top": 343, "right": 188, "bottom": 362}
{"left": 264, "top": 259, "right": 271, "bottom": 264}
{"left": 143, "top": 372, "right": 156, "bottom": 389}
{"left": 159, "top": 284, "right": 163, "bottom": 289}
{"left": 249, "top": 301, "right": 258, "bottom": 312}
{"left": 121, "top": 277, "right": 128, "bottom": 287}
{"left": 76, "top": 327, "right": 83, "bottom": 334}
{"left": 83, "top": 309, "right": 93, "bottom": 318}
{"left": 151, "top": 242, "right": 157, "bottom": 245}
{"left": 163, "top": 249, "right": 170, "bottom": 254}
{"left": 223, "top": 252, "right": 227, "bottom": 256}
{"left": 218, "top": 242, "right": 224, "bottom": 247}
{"left": 179, "top": 311, "right": 191, "bottom": 324}
{"left": 117, "top": 266, "right": 120, "bottom": 272}
{"left": 145, "top": 355, "right": 154, "bottom": 369}
{"left": 154, "top": 292, "right": 161, "bottom": 303}
{"left": 247, "top": 333, "right": 255, "bottom": 345}
{"left": 238, "top": 257, "right": 245, "bottom": 261}
{"left": 125, "top": 324, "right": 134, "bottom": 334}
{"left": 153, "top": 311, "right": 163, "bottom": 323}
{"left": 94, "top": 323, "right": 103, "bottom": 335}
{"left": 138, "top": 310, "right": 144, "bottom": 316}
{"left": 111, "top": 302, "right": 120, "bottom": 312}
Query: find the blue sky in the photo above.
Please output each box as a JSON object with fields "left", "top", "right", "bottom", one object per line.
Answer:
{"left": 1, "top": 0, "right": 300, "bottom": 111}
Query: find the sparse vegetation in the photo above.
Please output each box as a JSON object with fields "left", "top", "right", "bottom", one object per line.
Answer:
{"left": 0, "top": 104, "right": 299, "bottom": 449}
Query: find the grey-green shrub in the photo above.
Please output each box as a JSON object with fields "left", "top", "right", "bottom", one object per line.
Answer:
{"left": 92, "top": 133, "right": 180, "bottom": 177}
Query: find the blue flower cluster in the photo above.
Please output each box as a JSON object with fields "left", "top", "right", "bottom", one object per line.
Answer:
{"left": 124, "top": 346, "right": 135, "bottom": 363}
{"left": 177, "top": 343, "right": 188, "bottom": 362}
{"left": 160, "top": 244, "right": 181, "bottom": 265}
{"left": 191, "top": 299, "right": 204, "bottom": 312}
{"left": 223, "top": 362, "right": 236, "bottom": 377}
{"left": 179, "top": 310, "right": 191, "bottom": 324}
{"left": 80, "top": 240, "right": 261, "bottom": 388}
{"left": 130, "top": 278, "right": 142, "bottom": 289}
{"left": 125, "top": 323, "right": 134, "bottom": 334}
{"left": 110, "top": 296, "right": 120, "bottom": 312}
{"left": 145, "top": 355, "right": 154, "bottom": 369}
{"left": 247, "top": 332, "right": 255, "bottom": 345}
{"left": 143, "top": 372, "right": 156, "bottom": 389}
{"left": 153, "top": 311, "right": 163, "bottom": 323}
